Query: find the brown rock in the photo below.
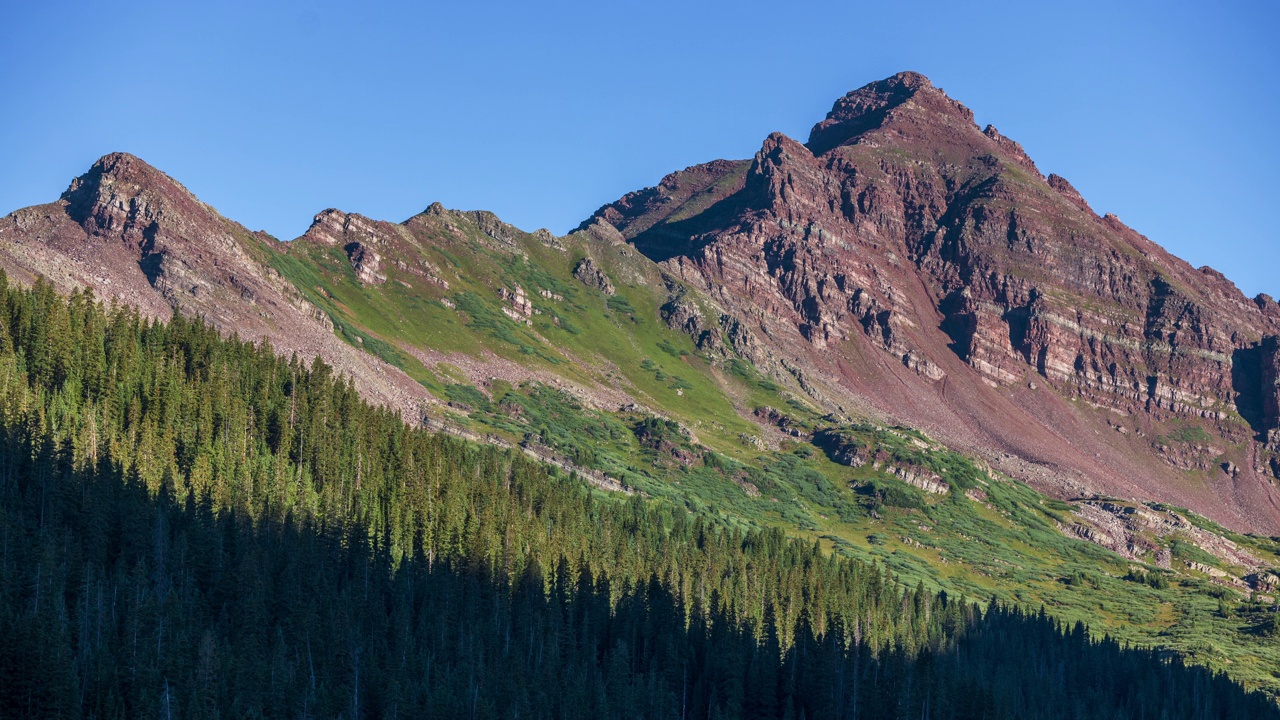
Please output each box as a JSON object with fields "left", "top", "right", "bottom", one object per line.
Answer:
{"left": 573, "top": 256, "right": 615, "bottom": 295}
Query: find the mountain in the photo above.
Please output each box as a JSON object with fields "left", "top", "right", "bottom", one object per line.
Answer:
{"left": 583, "top": 71, "right": 1280, "bottom": 534}
{"left": 0, "top": 152, "right": 433, "bottom": 416}
{"left": 3, "top": 73, "right": 1280, "bottom": 695}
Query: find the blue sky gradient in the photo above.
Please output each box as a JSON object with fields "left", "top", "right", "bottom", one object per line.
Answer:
{"left": 2, "top": 1, "right": 1276, "bottom": 295}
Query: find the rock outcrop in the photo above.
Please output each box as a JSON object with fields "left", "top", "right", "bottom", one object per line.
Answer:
{"left": 1260, "top": 336, "right": 1280, "bottom": 445}
{"left": 499, "top": 285, "right": 534, "bottom": 325}
{"left": 573, "top": 256, "right": 615, "bottom": 295}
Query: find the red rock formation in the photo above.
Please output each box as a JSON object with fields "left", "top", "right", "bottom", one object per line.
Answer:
{"left": 585, "top": 72, "right": 1280, "bottom": 533}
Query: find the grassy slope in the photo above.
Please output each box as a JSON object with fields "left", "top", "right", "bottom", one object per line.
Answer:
{"left": 267, "top": 210, "right": 1280, "bottom": 695}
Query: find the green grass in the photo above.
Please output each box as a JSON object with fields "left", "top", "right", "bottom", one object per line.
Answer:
{"left": 1156, "top": 421, "right": 1215, "bottom": 447}
{"left": 443, "top": 386, "right": 1280, "bottom": 693}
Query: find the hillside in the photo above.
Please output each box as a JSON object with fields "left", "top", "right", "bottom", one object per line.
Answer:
{"left": 0, "top": 152, "right": 431, "bottom": 416}
{"left": 0, "top": 281, "right": 1275, "bottom": 718}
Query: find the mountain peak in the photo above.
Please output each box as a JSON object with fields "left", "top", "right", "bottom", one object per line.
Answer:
{"left": 884, "top": 69, "right": 933, "bottom": 89}
{"left": 806, "top": 71, "right": 976, "bottom": 155}
{"left": 89, "top": 151, "right": 154, "bottom": 173}
{"left": 60, "top": 152, "right": 205, "bottom": 231}
{"left": 62, "top": 152, "right": 177, "bottom": 198}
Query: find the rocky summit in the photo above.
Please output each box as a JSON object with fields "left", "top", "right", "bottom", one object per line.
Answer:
{"left": 584, "top": 71, "right": 1280, "bottom": 533}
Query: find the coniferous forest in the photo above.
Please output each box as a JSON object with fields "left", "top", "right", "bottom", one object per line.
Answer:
{"left": 0, "top": 274, "right": 1275, "bottom": 719}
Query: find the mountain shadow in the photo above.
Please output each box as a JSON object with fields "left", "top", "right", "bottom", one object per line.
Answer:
{"left": 1234, "top": 344, "right": 1267, "bottom": 438}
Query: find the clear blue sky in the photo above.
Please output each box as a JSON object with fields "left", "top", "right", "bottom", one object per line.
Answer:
{"left": 2, "top": 1, "right": 1276, "bottom": 296}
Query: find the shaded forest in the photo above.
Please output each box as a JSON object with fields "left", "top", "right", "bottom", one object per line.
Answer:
{"left": 0, "top": 274, "right": 1274, "bottom": 719}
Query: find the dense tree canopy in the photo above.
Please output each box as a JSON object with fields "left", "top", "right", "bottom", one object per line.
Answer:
{"left": 0, "top": 273, "right": 1273, "bottom": 719}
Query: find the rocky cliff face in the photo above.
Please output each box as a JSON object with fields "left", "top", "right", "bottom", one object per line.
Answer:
{"left": 584, "top": 72, "right": 1280, "bottom": 532}
{"left": 1260, "top": 336, "right": 1280, "bottom": 444}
